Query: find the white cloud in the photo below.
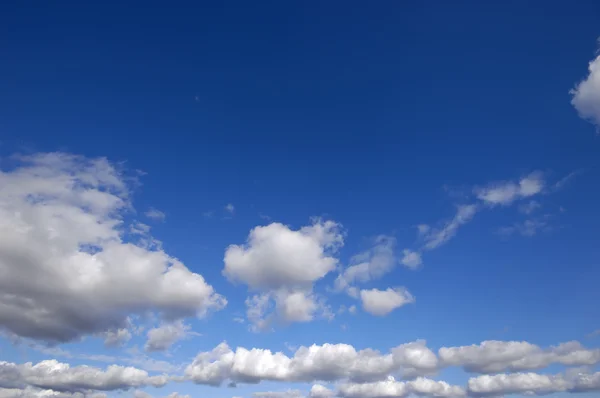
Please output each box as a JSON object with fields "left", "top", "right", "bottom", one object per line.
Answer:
{"left": 309, "top": 384, "right": 334, "bottom": 398}
{"left": 338, "top": 376, "right": 465, "bottom": 398}
{"left": 571, "top": 55, "right": 600, "bottom": 130}
{"left": 422, "top": 204, "right": 478, "bottom": 250}
{"left": 145, "top": 320, "right": 196, "bottom": 352}
{"left": 0, "top": 359, "right": 167, "bottom": 393}
{"left": 0, "top": 153, "right": 226, "bottom": 343}
{"left": 360, "top": 288, "right": 415, "bottom": 316}
{"left": 224, "top": 219, "right": 342, "bottom": 329}
{"left": 474, "top": 172, "right": 544, "bottom": 206}
{"left": 0, "top": 387, "right": 108, "bottom": 398}
{"left": 144, "top": 207, "right": 166, "bottom": 222}
{"left": 439, "top": 340, "right": 600, "bottom": 373}
{"left": 400, "top": 249, "right": 422, "bottom": 269}
{"left": 498, "top": 218, "right": 549, "bottom": 237}
{"left": 134, "top": 392, "right": 191, "bottom": 398}
{"left": 334, "top": 236, "right": 396, "bottom": 293}
{"left": 225, "top": 203, "right": 235, "bottom": 214}
{"left": 224, "top": 220, "right": 343, "bottom": 291}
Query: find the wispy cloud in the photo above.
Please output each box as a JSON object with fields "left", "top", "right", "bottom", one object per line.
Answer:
{"left": 144, "top": 207, "right": 166, "bottom": 222}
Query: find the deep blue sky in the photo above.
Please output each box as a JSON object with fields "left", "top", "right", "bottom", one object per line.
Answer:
{"left": 1, "top": 1, "right": 599, "bottom": 397}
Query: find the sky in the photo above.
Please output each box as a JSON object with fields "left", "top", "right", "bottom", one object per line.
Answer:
{"left": 1, "top": 1, "right": 600, "bottom": 398}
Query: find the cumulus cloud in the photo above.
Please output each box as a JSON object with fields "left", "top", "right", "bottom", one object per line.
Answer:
{"left": 184, "top": 338, "right": 442, "bottom": 387}
{"left": 224, "top": 219, "right": 342, "bottom": 329}
{"left": 334, "top": 236, "right": 397, "bottom": 294}
{"left": 0, "top": 359, "right": 167, "bottom": 393}
{"left": 145, "top": 320, "right": 196, "bottom": 352}
{"left": 0, "top": 153, "right": 226, "bottom": 343}
{"left": 474, "top": 172, "right": 544, "bottom": 206}
{"left": 309, "top": 384, "right": 334, "bottom": 398}
{"left": 0, "top": 387, "right": 107, "bottom": 398}
{"left": 467, "top": 371, "right": 600, "bottom": 396}
{"left": 253, "top": 390, "right": 304, "bottom": 398}
{"left": 439, "top": 340, "right": 600, "bottom": 373}
{"left": 102, "top": 328, "right": 132, "bottom": 348}
{"left": 359, "top": 288, "right": 415, "bottom": 316}
{"left": 571, "top": 55, "right": 600, "bottom": 130}
{"left": 145, "top": 208, "right": 166, "bottom": 222}
{"left": 133, "top": 392, "right": 191, "bottom": 398}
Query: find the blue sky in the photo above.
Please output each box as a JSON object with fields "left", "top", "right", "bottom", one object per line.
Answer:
{"left": 1, "top": 1, "right": 600, "bottom": 398}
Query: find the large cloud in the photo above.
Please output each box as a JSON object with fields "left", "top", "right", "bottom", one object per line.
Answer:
{"left": 0, "top": 153, "right": 225, "bottom": 343}
{"left": 571, "top": 55, "right": 600, "bottom": 130}
{"left": 439, "top": 340, "right": 600, "bottom": 373}
{"left": 223, "top": 219, "right": 343, "bottom": 329}
{"left": 0, "top": 359, "right": 167, "bottom": 393}
{"left": 337, "top": 376, "right": 465, "bottom": 398}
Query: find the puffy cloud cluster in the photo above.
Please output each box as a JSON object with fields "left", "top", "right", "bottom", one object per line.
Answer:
{"left": 439, "top": 340, "right": 600, "bottom": 373}
{"left": 223, "top": 220, "right": 343, "bottom": 329}
{"left": 338, "top": 376, "right": 465, "bottom": 398}
{"left": 0, "top": 359, "right": 167, "bottom": 394}
{"left": 467, "top": 371, "right": 600, "bottom": 396}
{"left": 0, "top": 387, "right": 107, "bottom": 398}
{"left": 571, "top": 55, "right": 600, "bottom": 130}
{"left": 184, "top": 340, "right": 437, "bottom": 386}
{"left": 145, "top": 321, "right": 196, "bottom": 352}
{"left": 0, "top": 153, "right": 225, "bottom": 343}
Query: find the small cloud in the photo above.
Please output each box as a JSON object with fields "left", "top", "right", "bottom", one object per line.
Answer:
{"left": 553, "top": 170, "right": 583, "bottom": 191}
{"left": 498, "top": 217, "right": 550, "bottom": 237}
{"left": 225, "top": 203, "right": 235, "bottom": 214}
{"left": 202, "top": 211, "right": 214, "bottom": 218}
{"left": 259, "top": 213, "right": 272, "bottom": 221}
{"left": 144, "top": 207, "right": 166, "bottom": 222}
{"left": 232, "top": 317, "right": 245, "bottom": 324}
{"left": 571, "top": 54, "right": 600, "bottom": 131}
{"left": 587, "top": 329, "right": 600, "bottom": 338}
{"left": 400, "top": 249, "right": 422, "bottom": 269}
{"left": 416, "top": 224, "right": 430, "bottom": 236}
{"left": 348, "top": 305, "right": 357, "bottom": 315}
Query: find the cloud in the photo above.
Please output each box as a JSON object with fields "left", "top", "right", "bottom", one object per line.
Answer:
{"left": 225, "top": 203, "right": 235, "bottom": 214}
{"left": 224, "top": 219, "right": 342, "bottom": 329}
{"left": 145, "top": 208, "right": 166, "bottom": 222}
{"left": 253, "top": 390, "right": 304, "bottom": 398}
{"left": 400, "top": 249, "right": 422, "bottom": 269}
{"left": 0, "top": 387, "right": 108, "bottom": 398}
{"left": 474, "top": 172, "right": 544, "bottom": 206}
{"left": 497, "top": 218, "right": 549, "bottom": 237}
{"left": 184, "top": 338, "right": 441, "bottom": 386}
{"left": 102, "top": 328, "right": 132, "bottom": 348}
{"left": 519, "top": 200, "right": 541, "bottom": 215}
{"left": 422, "top": 204, "right": 478, "bottom": 250}
{"left": 439, "top": 340, "right": 600, "bottom": 373}
{"left": 337, "top": 376, "right": 465, "bottom": 398}
{"left": 0, "top": 153, "right": 226, "bottom": 343}
{"left": 224, "top": 220, "right": 343, "bottom": 291}
{"left": 467, "top": 371, "right": 600, "bottom": 396}
{"left": 571, "top": 55, "right": 600, "bottom": 130}
{"left": 134, "top": 392, "right": 191, "bottom": 398}
{"left": 309, "top": 384, "right": 334, "bottom": 398}
{"left": 0, "top": 359, "right": 167, "bottom": 393}
{"left": 145, "top": 320, "right": 196, "bottom": 352}
{"left": 334, "top": 236, "right": 397, "bottom": 293}
{"left": 359, "top": 288, "right": 415, "bottom": 316}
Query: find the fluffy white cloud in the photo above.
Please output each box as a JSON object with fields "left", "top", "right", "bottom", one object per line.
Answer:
{"left": 338, "top": 376, "right": 465, "bottom": 398}
{"left": 224, "top": 220, "right": 342, "bottom": 329}
{"left": 474, "top": 172, "right": 544, "bottom": 206}
{"left": 422, "top": 204, "right": 478, "bottom": 250}
{"left": 0, "top": 387, "right": 107, "bottom": 398}
{"left": 467, "top": 371, "right": 600, "bottom": 396}
{"left": 309, "top": 384, "right": 334, "bottom": 398}
{"left": 360, "top": 288, "right": 414, "bottom": 316}
{"left": 439, "top": 340, "right": 600, "bottom": 373}
{"left": 145, "top": 320, "right": 196, "bottom": 352}
{"left": 571, "top": 55, "right": 600, "bottom": 130}
{"left": 224, "top": 220, "right": 343, "bottom": 290}
{"left": 184, "top": 339, "right": 443, "bottom": 386}
{"left": 0, "top": 359, "right": 167, "bottom": 393}
{"left": 0, "top": 153, "right": 225, "bottom": 343}
{"left": 334, "top": 236, "right": 397, "bottom": 293}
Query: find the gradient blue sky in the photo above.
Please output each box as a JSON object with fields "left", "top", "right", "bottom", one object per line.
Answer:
{"left": 1, "top": 1, "right": 599, "bottom": 398}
